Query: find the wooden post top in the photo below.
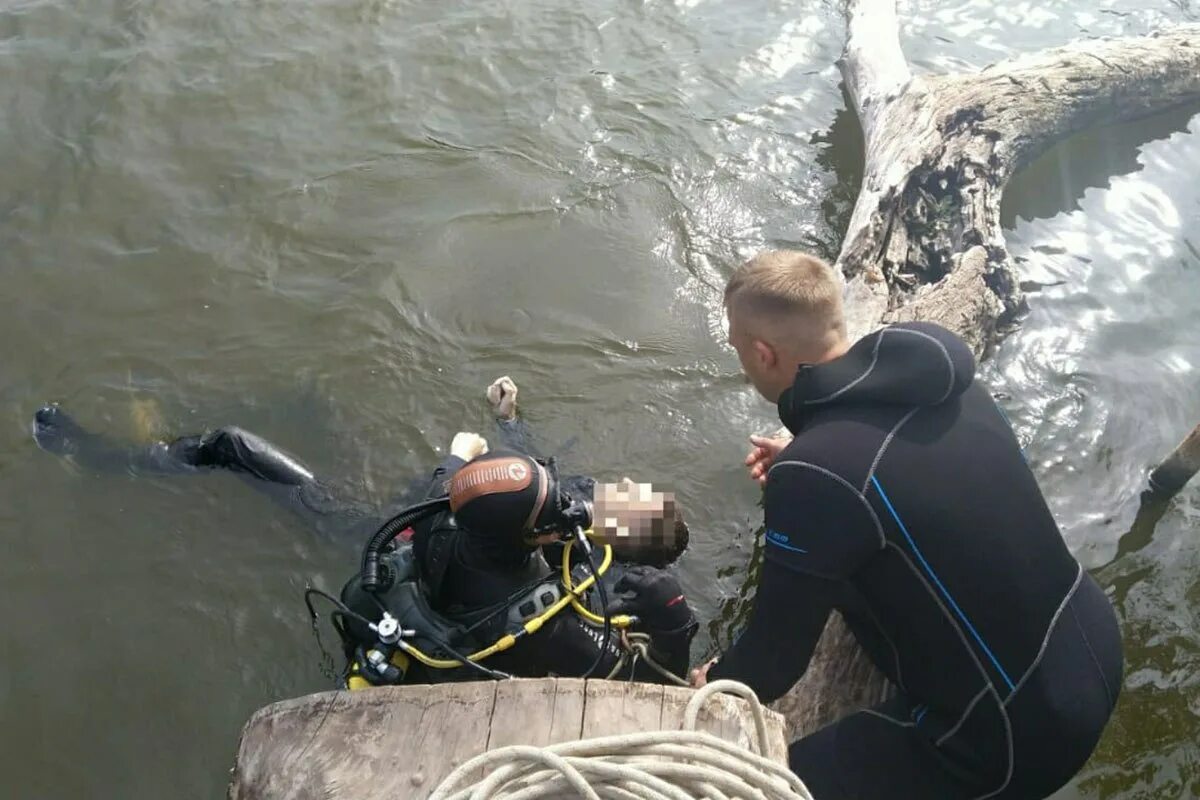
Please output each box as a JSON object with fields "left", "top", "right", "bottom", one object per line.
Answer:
{"left": 229, "top": 678, "right": 790, "bottom": 798}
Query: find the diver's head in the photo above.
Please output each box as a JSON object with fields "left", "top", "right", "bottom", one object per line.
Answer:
{"left": 724, "top": 250, "right": 850, "bottom": 402}
{"left": 448, "top": 451, "right": 589, "bottom": 563}
{"left": 591, "top": 479, "right": 689, "bottom": 568}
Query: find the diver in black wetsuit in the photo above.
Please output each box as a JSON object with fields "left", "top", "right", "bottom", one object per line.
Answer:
{"left": 396, "top": 446, "right": 697, "bottom": 683}
{"left": 694, "top": 251, "right": 1122, "bottom": 799}
{"left": 32, "top": 377, "right": 696, "bottom": 684}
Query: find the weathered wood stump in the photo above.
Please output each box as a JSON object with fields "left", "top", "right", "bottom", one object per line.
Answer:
{"left": 228, "top": 679, "right": 789, "bottom": 799}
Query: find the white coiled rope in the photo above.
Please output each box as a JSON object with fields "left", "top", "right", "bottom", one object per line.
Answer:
{"left": 428, "top": 680, "right": 814, "bottom": 800}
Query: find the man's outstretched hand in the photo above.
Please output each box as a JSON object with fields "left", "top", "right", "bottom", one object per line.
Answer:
{"left": 745, "top": 434, "right": 791, "bottom": 486}
{"left": 486, "top": 376, "right": 519, "bottom": 421}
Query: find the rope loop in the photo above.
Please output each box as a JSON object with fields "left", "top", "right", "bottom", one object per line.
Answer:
{"left": 428, "top": 681, "right": 814, "bottom": 800}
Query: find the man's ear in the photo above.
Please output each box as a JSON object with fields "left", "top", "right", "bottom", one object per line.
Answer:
{"left": 752, "top": 338, "right": 777, "bottom": 369}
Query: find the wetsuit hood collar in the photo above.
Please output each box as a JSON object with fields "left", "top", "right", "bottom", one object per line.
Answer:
{"left": 778, "top": 321, "right": 976, "bottom": 433}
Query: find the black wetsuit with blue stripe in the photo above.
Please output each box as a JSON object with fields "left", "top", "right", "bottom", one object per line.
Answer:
{"left": 708, "top": 321, "right": 1122, "bottom": 800}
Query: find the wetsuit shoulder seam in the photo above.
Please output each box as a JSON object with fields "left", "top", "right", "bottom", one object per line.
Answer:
{"left": 862, "top": 406, "right": 921, "bottom": 492}
{"left": 769, "top": 459, "right": 887, "bottom": 549}
{"left": 802, "top": 327, "right": 887, "bottom": 405}
{"left": 886, "top": 326, "right": 958, "bottom": 404}
{"left": 1003, "top": 563, "right": 1085, "bottom": 708}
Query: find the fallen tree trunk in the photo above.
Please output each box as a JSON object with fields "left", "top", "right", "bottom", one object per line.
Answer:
{"left": 767, "top": 1, "right": 1200, "bottom": 739}
{"left": 1149, "top": 424, "right": 1200, "bottom": 497}
{"left": 1105, "top": 423, "right": 1200, "bottom": 560}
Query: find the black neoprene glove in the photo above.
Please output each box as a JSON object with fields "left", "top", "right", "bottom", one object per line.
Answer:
{"left": 610, "top": 565, "right": 696, "bottom": 634}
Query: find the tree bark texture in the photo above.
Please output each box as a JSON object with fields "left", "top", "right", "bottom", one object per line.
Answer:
{"left": 772, "top": 0, "right": 1200, "bottom": 739}
{"left": 1148, "top": 424, "right": 1200, "bottom": 497}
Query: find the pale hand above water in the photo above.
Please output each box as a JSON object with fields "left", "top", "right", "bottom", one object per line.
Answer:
{"left": 486, "top": 375, "right": 519, "bottom": 420}
{"left": 451, "top": 432, "right": 489, "bottom": 461}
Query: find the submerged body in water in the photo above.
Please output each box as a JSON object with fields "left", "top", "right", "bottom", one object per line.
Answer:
{"left": 32, "top": 377, "right": 697, "bottom": 685}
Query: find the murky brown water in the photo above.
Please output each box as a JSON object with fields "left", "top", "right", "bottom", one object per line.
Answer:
{"left": 1, "top": 1, "right": 1197, "bottom": 796}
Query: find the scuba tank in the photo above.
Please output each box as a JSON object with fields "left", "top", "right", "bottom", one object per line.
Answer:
{"left": 338, "top": 545, "right": 475, "bottom": 688}
{"left": 337, "top": 542, "right": 585, "bottom": 688}
{"left": 359, "top": 452, "right": 592, "bottom": 592}
{"left": 327, "top": 450, "right": 600, "bottom": 688}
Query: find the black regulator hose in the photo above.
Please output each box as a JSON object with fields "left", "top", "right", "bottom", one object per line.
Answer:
{"left": 360, "top": 496, "right": 449, "bottom": 592}
{"left": 577, "top": 533, "right": 612, "bottom": 679}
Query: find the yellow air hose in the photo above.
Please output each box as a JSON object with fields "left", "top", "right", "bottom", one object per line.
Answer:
{"left": 370, "top": 533, "right": 624, "bottom": 674}
{"left": 562, "top": 533, "right": 634, "bottom": 629}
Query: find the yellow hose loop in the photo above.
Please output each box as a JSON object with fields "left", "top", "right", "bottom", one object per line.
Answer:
{"left": 561, "top": 538, "right": 634, "bottom": 628}
{"left": 391, "top": 536, "right": 619, "bottom": 671}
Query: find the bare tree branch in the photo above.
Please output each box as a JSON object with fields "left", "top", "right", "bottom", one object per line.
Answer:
{"left": 837, "top": 16, "right": 1200, "bottom": 349}
{"left": 980, "top": 27, "right": 1200, "bottom": 174}
{"left": 1149, "top": 424, "right": 1200, "bottom": 497}
{"left": 838, "top": 0, "right": 912, "bottom": 142}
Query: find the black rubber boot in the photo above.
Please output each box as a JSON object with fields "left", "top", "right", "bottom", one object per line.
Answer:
{"left": 183, "top": 426, "right": 316, "bottom": 486}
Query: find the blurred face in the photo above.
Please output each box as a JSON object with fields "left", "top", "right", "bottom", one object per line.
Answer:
{"left": 592, "top": 480, "right": 684, "bottom": 564}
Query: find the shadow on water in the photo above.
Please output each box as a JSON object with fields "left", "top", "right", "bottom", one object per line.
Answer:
{"left": 1108, "top": 491, "right": 1177, "bottom": 566}
{"left": 805, "top": 86, "right": 866, "bottom": 262}
{"left": 1003, "top": 102, "right": 1200, "bottom": 228}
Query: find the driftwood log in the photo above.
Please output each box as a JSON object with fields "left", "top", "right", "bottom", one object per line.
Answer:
{"left": 1108, "top": 423, "right": 1200, "bottom": 560}
{"left": 766, "top": 0, "right": 1200, "bottom": 739}
{"left": 1149, "top": 424, "right": 1200, "bottom": 497}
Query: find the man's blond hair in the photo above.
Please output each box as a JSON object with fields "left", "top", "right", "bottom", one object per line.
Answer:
{"left": 724, "top": 250, "right": 846, "bottom": 345}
